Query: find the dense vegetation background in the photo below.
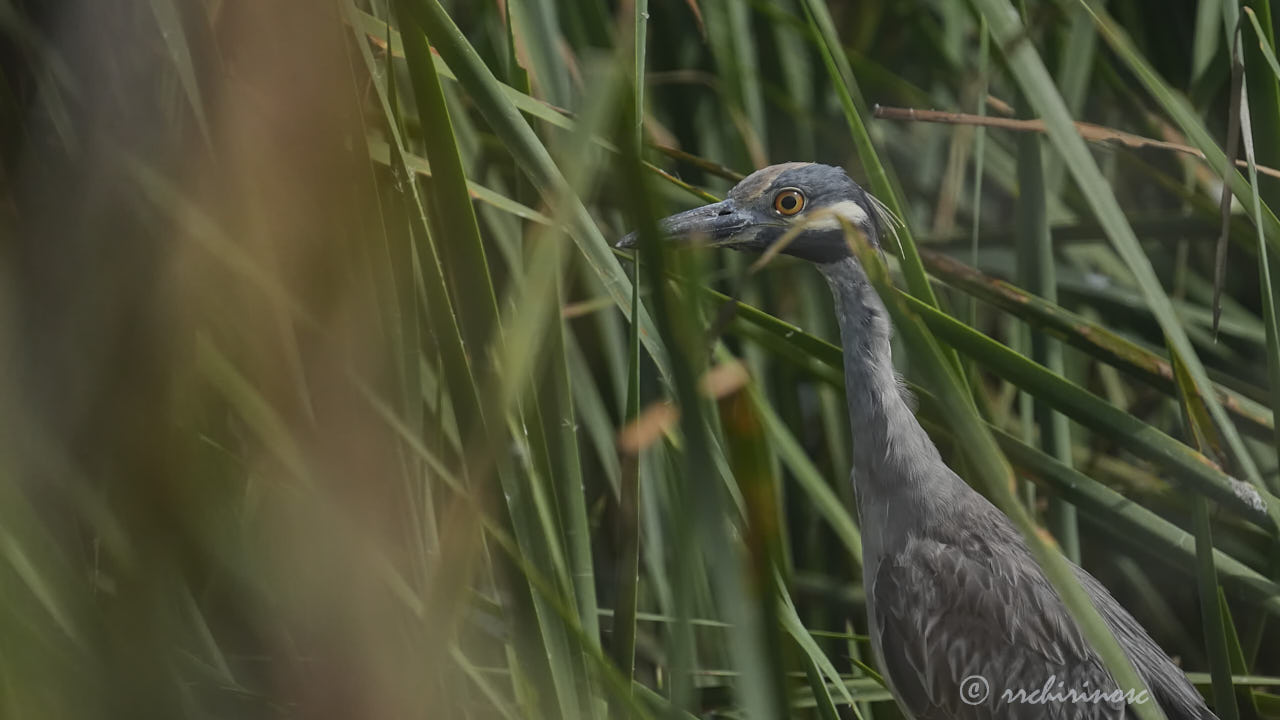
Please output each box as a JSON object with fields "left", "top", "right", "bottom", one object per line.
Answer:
{"left": 3, "top": 0, "right": 1280, "bottom": 718}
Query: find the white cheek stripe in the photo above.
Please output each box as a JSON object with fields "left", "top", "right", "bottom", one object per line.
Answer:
{"left": 802, "top": 200, "right": 869, "bottom": 231}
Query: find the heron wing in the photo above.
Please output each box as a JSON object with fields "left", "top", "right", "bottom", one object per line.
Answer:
{"left": 1071, "top": 568, "right": 1218, "bottom": 720}
{"left": 872, "top": 533, "right": 1129, "bottom": 720}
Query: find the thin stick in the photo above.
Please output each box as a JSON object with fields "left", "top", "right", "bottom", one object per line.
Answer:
{"left": 873, "top": 104, "right": 1280, "bottom": 181}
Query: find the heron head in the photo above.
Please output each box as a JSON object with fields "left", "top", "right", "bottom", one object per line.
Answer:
{"left": 617, "top": 162, "right": 888, "bottom": 263}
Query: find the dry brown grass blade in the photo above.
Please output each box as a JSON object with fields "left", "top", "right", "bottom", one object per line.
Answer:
{"left": 682, "top": 0, "right": 706, "bottom": 38}
{"left": 617, "top": 361, "right": 751, "bottom": 453}
{"left": 986, "top": 93, "right": 1016, "bottom": 116}
{"left": 873, "top": 104, "right": 1280, "bottom": 181}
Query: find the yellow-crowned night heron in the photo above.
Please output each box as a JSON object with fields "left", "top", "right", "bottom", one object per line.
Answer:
{"left": 619, "top": 162, "right": 1217, "bottom": 720}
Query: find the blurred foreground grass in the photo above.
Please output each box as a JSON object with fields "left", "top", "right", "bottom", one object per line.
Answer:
{"left": 3, "top": 0, "right": 1280, "bottom": 718}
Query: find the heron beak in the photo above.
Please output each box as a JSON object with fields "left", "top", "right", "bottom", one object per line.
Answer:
{"left": 616, "top": 199, "right": 752, "bottom": 250}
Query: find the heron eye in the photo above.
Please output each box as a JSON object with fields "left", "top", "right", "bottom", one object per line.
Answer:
{"left": 774, "top": 189, "right": 805, "bottom": 216}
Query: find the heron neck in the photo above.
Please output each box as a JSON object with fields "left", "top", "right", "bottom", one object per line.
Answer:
{"left": 818, "top": 257, "right": 949, "bottom": 507}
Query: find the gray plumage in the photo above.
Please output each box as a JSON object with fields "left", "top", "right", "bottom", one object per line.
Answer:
{"left": 619, "top": 162, "right": 1217, "bottom": 720}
